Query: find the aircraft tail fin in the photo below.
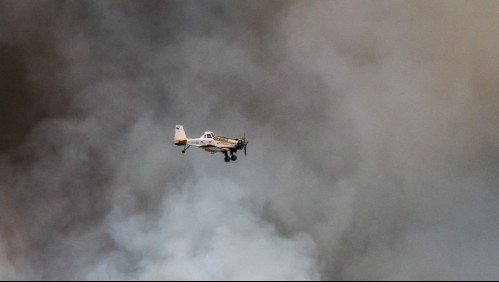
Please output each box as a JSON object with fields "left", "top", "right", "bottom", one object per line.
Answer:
{"left": 174, "top": 125, "right": 188, "bottom": 145}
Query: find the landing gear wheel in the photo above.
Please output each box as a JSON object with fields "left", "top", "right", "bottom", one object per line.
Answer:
{"left": 231, "top": 155, "right": 237, "bottom": 162}
{"left": 224, "top": 156, "right": 231, "bottom": 163}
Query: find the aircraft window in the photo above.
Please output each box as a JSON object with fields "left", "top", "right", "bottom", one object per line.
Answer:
{"left": 207, "top": 134, "right": 212, "bottom": 138}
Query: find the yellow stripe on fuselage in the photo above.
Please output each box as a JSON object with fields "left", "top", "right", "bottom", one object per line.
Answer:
{"left": 173, "top": 138, "right": 191, "bottom": 145}
{"left": 214, "top": 136, "right": 238, "bottom": 145}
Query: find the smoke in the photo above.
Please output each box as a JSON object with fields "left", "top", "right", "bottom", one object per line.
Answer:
{"left": 1, "top": 0, "right": 499, "bottom": 280}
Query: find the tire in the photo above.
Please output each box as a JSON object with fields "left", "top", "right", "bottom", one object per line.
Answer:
{"left": 231, "top": 155, "right": 237, "bottom": 162}
{"left": 224, "top": 156, "right": 231, "bottom": 163}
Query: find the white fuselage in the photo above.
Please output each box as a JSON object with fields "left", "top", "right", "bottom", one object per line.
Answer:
{"left": 187, "top": 131, "right": 238, "bottom": 153}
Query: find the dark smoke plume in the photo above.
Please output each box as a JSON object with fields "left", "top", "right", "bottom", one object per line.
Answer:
{"left": 1, "top": 1, "right": 499, "bottom": 280}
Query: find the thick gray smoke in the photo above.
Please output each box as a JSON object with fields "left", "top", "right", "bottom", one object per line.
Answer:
{"left": 1, "top": 0, "right": 499, "bottom": 280}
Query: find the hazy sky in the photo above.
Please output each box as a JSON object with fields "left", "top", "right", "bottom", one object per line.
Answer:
{"left": 1, "top": 1, "right": 499, "bottom": 280}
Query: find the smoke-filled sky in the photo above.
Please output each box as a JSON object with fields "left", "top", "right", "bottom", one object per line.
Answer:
{"left": 1, "top": 0, "right": 499, "bottom": 280}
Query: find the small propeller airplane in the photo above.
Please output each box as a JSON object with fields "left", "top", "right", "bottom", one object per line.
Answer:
{"left": 173, "top": 125, "right": 248, "bottom": 163}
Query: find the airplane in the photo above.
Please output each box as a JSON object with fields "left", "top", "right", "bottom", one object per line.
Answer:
{"left": 173, "top": 125, "right": 248, "bottom": 163}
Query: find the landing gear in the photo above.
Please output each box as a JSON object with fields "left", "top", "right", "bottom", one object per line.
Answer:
{"left": 182, "top": 145, "right": 191, "bottom": 154}
{"left": 224, "top": 151, "right": 235, "bottom": 163}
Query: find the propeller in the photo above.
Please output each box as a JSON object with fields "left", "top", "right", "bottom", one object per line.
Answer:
{"left": 237, "top": 133, "right": 248, "bottom": 157}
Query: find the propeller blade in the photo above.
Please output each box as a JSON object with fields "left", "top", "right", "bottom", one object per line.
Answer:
{"left": 244, "top": 146, "right": 247, "bottom": 156}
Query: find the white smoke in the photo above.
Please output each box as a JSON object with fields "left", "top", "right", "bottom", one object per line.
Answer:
{"left": 85, "top": 178, "right": 319, "bottom": 280}
{"left": 0, "top": 242, "right": 18, "bottom": 280}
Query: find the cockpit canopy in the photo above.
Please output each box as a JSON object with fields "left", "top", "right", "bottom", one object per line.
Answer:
{"left": 203, "top": 131, "right": 215, "bottom": 139}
